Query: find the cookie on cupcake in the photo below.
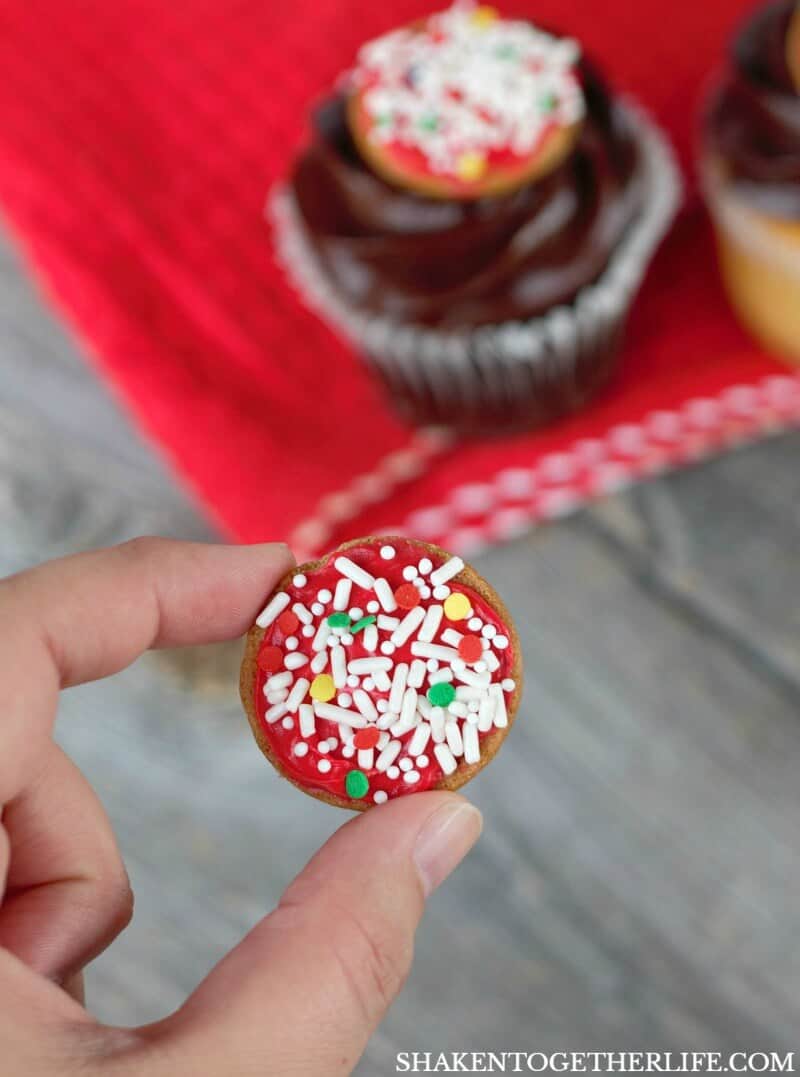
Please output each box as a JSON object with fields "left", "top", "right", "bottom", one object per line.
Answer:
{"left": 240, "top": 537, "right": 522, "bottom": 810}
{"left": 272, "top": 2, "right": 680, "bottom": 433}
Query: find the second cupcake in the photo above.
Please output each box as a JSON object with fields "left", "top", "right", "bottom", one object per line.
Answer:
{"left": 272, "top": 3, "right": 681, "bottom": 433}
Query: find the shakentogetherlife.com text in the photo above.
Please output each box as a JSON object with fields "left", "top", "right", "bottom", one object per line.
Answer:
{"left": 395, "top": 1052, "right": 796, "bottom": 1074}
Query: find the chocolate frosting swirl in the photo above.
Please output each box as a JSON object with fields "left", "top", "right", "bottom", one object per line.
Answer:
{"left": 705, "top": 0, "right": 800, "bottom": 218}
{"left": 289, "top": 56, "right": 643, "bottom": 329}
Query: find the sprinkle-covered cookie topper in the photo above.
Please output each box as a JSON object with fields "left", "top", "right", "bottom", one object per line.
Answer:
{"left": 241, "top": 538, "right": 522, "bottom": 810}
{"left": 346, "top": 2, "right": 585, "bottom": 199}
{"left": 787, "top": 3, "right": 800, "bottom": 92}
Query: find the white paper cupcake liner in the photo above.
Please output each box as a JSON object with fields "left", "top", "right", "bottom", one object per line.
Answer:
{"left": 270, "top": 100, "right": 682, "bottom": 424}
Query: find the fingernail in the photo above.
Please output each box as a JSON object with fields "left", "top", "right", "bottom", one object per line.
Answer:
{"left": 413, "top": 801, "right": 483, "bottom": 896}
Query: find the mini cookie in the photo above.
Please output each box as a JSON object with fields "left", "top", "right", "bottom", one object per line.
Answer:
{"left": 346, "top": 4, "right": 584, "bottom": 200}
{"left": 240, "top": 537, "right": 522, "bottom": 810}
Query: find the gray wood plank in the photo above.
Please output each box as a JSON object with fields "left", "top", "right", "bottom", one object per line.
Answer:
{"left": 1, "top": 231, "right": 799, "bottom": 1074}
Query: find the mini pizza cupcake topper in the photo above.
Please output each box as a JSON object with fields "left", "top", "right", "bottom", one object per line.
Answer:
{"left": 240, "top": 537, "right": 522, "bottom": 810}
{"left": 787, "top": 2, "right": 800, "bottom": 92}
{"left": 346, "top": 1, "right": 585, "bottom": 199}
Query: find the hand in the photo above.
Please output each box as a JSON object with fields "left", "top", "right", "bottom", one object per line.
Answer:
{"left": 0, "top": 538, "right": 482, "bottom": 1075}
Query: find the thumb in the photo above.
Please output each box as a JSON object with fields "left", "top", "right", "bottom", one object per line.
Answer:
{"left": 140, "top": 793, "right": 482, "bottom": 1075}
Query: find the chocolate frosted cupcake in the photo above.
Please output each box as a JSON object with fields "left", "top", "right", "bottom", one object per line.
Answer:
{"left": 702, "top": 1, "right": 800, "bottom": 364}
{"left": 272, "top": 3, "right": 680, "bottom": 432}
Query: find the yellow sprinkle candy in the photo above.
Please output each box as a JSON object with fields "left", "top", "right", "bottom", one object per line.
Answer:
{"left": 470, "top": 5, "right": 498, "bottom": 27}
{"left": 310, "top": 674, "right": 336, "bottom": 702}
{"left": 456, "top": 151, "right": 488, "bottom": 183}
{"left": 444, "top": 592, "right": 471, "bottom": 621}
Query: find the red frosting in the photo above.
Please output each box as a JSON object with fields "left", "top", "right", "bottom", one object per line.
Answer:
{"left": 254, "top": 540, "right": 515, "bottom": 805}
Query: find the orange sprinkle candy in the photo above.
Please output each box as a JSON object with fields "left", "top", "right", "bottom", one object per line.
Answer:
{"left": 277, "top": 610, "right": 299, "bottom": 635}
{"left": 394, "top": 583, "right": 420, "bottom": 609}
{"left": 458, "top": 635, "right": 483, "bottom": 664}
{"left": 257, "top": 645, "right": 283, "bottom": 673}
{"left": 353, "top": 727, "right": 380, "bottom": 750}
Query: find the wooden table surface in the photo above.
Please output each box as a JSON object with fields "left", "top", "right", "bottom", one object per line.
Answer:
{"left": 1, "top": 234, "right": 799, "bottom": 1072}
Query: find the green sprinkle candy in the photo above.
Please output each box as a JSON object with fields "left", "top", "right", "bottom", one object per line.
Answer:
{"left": 345, "top": 769, "right": 369, "bottom": 799}
{"left": 495, "top": 43, "right": 516, "bottom": 60}
{"left": 350, "top": 615, "right": 377, "bottom": 634}
{"left": 326, "top": 613, "right": 351, "bottom": 628}
{"left": 419, "top": 114, "right": 438, "bottom": 131}
{"left": 427, "top": 682, "right": 456, "bottom": 708}
{"left": 540, "top": 92, "right": 559, "bottom": 113}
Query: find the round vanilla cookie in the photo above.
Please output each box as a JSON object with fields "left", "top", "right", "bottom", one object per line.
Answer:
{"left": 240, "top": 537, "right": 523, "bottom": 810}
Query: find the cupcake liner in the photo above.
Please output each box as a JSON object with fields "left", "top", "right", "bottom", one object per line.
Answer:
{"left": 270, "top": 101, "right": 682, "bottom": 428}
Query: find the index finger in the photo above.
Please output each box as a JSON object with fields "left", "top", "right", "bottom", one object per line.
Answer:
{"left": 0, "top": 537, "right": 293, "bottom": 800}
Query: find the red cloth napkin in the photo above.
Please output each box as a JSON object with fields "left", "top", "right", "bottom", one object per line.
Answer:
{"left": 0, "top": 0, "right": 797, "bottom": 557}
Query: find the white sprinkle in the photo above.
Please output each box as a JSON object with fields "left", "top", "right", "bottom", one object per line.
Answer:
{"left": 468, "top": 700, "right": 480, "bottom": 713}
{"left": 463, "top": 723, "right": 480, "bottom": 765}
{"left": 434, "top": 743, "right": 458, "bottom": 775}
{"left": 430, "top": 707, "right": 446, "bottom": 743}
{"left": 327, "top": 737, "right": 338, "bottom": 750}
{"left": 403, "top": 770, "right": 420, "bottom": 785}
{"left": 374, "top": 790, "right": 389, "bottom": 804}
{"left": 286, "top": 677, "right": 310, "bottom": 713}
{"left": 408, "top": 722, "right": 432, "bottom": 757}
{"left": 348, "top": 607, "right": 364, "bottom": 621}
{"left": 312, "top": 621, "right": 331, "bottom": 651}
{"left": 389, "top": 663, "right": 409, "bottom": 712}
{"left": 441, "top": 628, "right": 464, "bottom": 648}
{"left": 318, "top": 589, "right": 332, "bottom": 603}
{"left": 285, "top": 637, "right": 298, "bottom": 651}
{"left": 376, "top": 739, "right": 402, "bottom": 772}
{"left": 338, "top": 723, "right": 354, "bottom": 743}
{"left": 292, "top": 573, "right": 307, "bottom": 588}
{"left": 265, "top": 702, "right": 288, "bottom": 723}
{"left": 333, "top": 577, "right": 352, "bottom": 611}
{"left": 311, "top": 602, "right": 325, "bottom": 616}
{"left": 417, "top": 695, "right": 433, "bottom": 721}
{"left": 362, "top": 677, "right": 374, "bottom": 691}
{"left": 380, "top": 545, "right": 396, "bottom": 560}
{"left": 484, "top": 651, "right": 501, "bottom": 673}
{"left": 376, "top": 699, "right": 389, "bottom": 713}
{"left": 374, "top": 577, "right": 397, "bottom": 613}
{"left": 374, "top": 667, "right": 391, "bottom": 693}
{"left": 337, "top": 692, "right": 352, "bottom": 708}
{"left": 452, "top": 658, "right": 466, "bottom": 672}
{"left": 491, "top": 684, "right": 509, "bottom": 728}
{"left": 281, "top": 716, "right": 294, "bottom": 730}
{"left": 403, "top": 565, "right": 418, "bottom": 581}
{"left": 284, "top": 652, "right": 308, "bottom": 671}
{"left": 493, "top": 635, "right": 508, "bottom": 649}
{"left": 478, "top": 692, "right": 495, "bottom": 732}
{"left": 341, "top": 633, "right": 354, "bottom": 646}
{"left": 390, "top": 713, "right": 418, "bottom": 739}
{"left": 418, "top": 585, "right": 432, "bottom": 600}
{"left": 366, "top": 600, "right": 380, "bottom": 613}
{"left": 378, "top": 614, "right": 400, "bottom": 630}
{"left": 429, "top": 668, "right": 454, "bottom": 684}
{"left": 407, "top": 659, "right": 427, "bottom": 689}
{"left": 377, "top": 731, "right": 390, "bottom": 749}
{"left": 317, "top": 759, "right": 332, "bottom": 774}
{"left": 433, "top": 585, "right": 451, "bottom": 600}
{"left": 413, "top": 577, "right": 425, "bottom": 590}
{"left": 318, "top": 740, "right": 330, "bottom": 754}
{"left": 310, "top": 650, "right": 329, "bottom": 674}
{"left": 346, "top": 674, "right": 359, "bottom": 688}
{"left": 348, "top": 657, "right": 392, "bottom": 675}
{"left": 426, "top": 659, "right": 440, "bottom": 673}
{"left": 292, "top": 602, "right": 313, "bottom": 625}
{"left": 399, "top": 757, "right": 413, "bottom": 772}
{"left": 400, "top": 686, "right": 418, "bottom": 726}
{"left": 429, "top": 556, "right": 464, "bottom": 587}
{"left": 446, "top": 721, "right": 464, "bottom": 756}
{"left": 502, "top": 678, "right": 516, "bottom": 692}
{"left": 417, "top": 754, "right": 430, "bottom": 768}
{"left": 335, "top": 556, "right": 375, "bottom": 590}
{"left": 448, "top": 701, "right": 469, "bottom": 719}
{"left": 466, "top": 710, "right": 479, "bottom": 724}
{"left": 418, "top": 557, "right": 433, "bottom": 575}
{"left": 453, "top": 667, "right": 491, "bottom": 688}
{"left": 363, "top": 623, "right": 379, "bottom": 653}
{"left": 391, "top": 605, "right": 426, "bottom": 647}
{"left": 353, "top": 689, "right": 378, "bottom": 721}
{"left": 474, "top": 660, "right": 487, "bottom": 673}
{"left": 331, "top": 645, "right": 347, "bottom": 689}
{"left": 455, "top": 685, "right": 484, "bottom": 702}
{"left": 293, "top": 741, "right": 309, "bottom": 757}
{"left": 313, "top": 702, "right": 367, "bottom": 729}
{"left": 387, "top": 765, "right": 400, "bottom": 780}
{"left": 380, "top": 641, "right": 396, "bottom": 656}
{"left": 418, "top": 603, "right": 444, "bottom": 643}
{"left": 482, "top": 624, "right": 497, "bottom": 640}
{"left": 266, "top": 691, "right": 288, "bottom": 707}
{"left": 299, "top": 704, "right": 315, "bottom": 738}
{"left": 302, "top": 625, "right": 315, "bottom": 638}
{"left": 358, "top": 748, "right": 374, "bottom": 769}
{"left": 468, "top": 617, "right": 483, "bottom": 632}
{"left": 342, "top": 745, "right": 356, "bottom": 759}
{"left": 256, "top": 591, "right": 290, "bottom": 629}
{"left": 266, "top": 671, "right": 293, "bottom": 692}
{"left": 410, "top": 642, "right": 459, "bottom": 663}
